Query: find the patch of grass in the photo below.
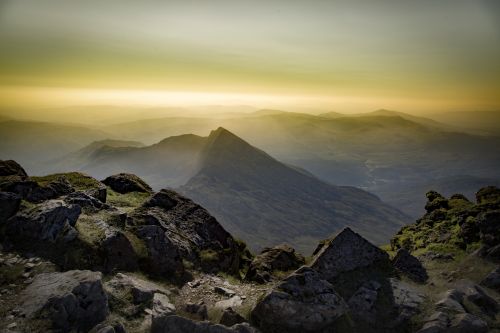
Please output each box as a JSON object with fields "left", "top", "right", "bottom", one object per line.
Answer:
{"left": 123, "top": 231, "right": 148, "bottom": 259}
{"left": 31, "top": 172, "right": 102, "bottom": 191}
{"left": 199, "top": 249, "right": 219, "bottom": 264}
{"left": 217, "top": 271, "right": 241, "bottom": 285}
{"left": 106, "top": 189, "right": 150, "bottom": 208}
{"left": 75, "top": 215, "right": 106, "bottom": 247}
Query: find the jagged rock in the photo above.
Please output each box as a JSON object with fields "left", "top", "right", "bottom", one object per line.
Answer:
{"left": 251, "top": 267, "right": 347, "bottom": 332}
{"left": 0, "top": 178, "right": 38, "bottom": 198}
{"left": 86, "top": 184, "right": 107, "bottom": 203}
{"left": 18, "top": 270, "right": 108, "bottom": 332}
{"left": 390, "top": 278, "right": 425, "bottom": 324}
{"left": 477, "top": 210, "right": 500, "bottom": 246}
{"left": 347, "top": 280, "right": 381, "bottom": 324}
{"left": 436, "top": 289, "right": 466, "bottom": 313}
{"left": 436, "top": 281, "right": 498, "bottom": 318}
{"left": 151, "top": 315, "right": 258, "bottom": 333}
{"left": 0, "top": 160, "right": 28, "bottom": 178}
{"left": 143, "top": 189, "right": 178, "bottom": 210}
{"left": 105, "top": 273, "right": 172, "bottom": 318}
{"left": 309, "top": 227, "right": 390, "bottom": 281}
{"left": 417, "top": 311, "right": 450, "bottom": 333}
{"left": 456, "top": 280, "right": 498, "bottom": 317}
{"left": 105, "top": 273, "right": 171, "bottom": 305}
{"left": 135, "top": 225, "right": 185, "bottom": 278}
{"left": 102, "top": 173, "right": 152, "bottom": 194}
{"left": 184, "top": 302, "right": 208, "bottom": 320}
{"left": 448, "top": 313, "right": 488, "bottom": 333}
{"left": 392, "top": 249, "right": 428, "bottom": 282}
{"left": 476, "top": 186, "right": 500, "bottom": 204}
{"left": 245, "top": 244, "right": 305, "bottom": 283}
{"left": 27, "top": 176, "right": 74, "bottom": 202}
{"left": 128, "top": 189, "right": 243, "bottom": 275}
{"left": 220, "top": 307, "right": 246, "bottom": 327}
{"left": 480, "top": 267, "right": 500, "bottom": 291}
{"left": 65, "top": 191, "right": 107, "bottom": 210}
{"left": 101, "top": 230, "right": 139, "bottom": 272}
{"left": 6, "top": 199, "right": 81, "bottom": 244}
{"left": 152, "top": 293, "right": 176, "bottom": 317}
{"left": 0, "top": 191, "right": 21, "bottom": 223}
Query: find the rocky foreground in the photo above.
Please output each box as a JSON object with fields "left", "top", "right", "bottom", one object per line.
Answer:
{"left": 0, "top": 159, "right": 499, "bottom": 332}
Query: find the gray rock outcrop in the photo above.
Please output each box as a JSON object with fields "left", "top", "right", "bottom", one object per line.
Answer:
{"left": 18, "top": 270, "right": 109, "bottom": 332}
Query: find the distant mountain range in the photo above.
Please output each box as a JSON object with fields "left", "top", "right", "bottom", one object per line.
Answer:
{"left": 1, "top": 109, "right": 499, "bottom": 221}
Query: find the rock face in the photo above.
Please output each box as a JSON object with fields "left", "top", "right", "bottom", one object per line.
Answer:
{"left": 245, "top": 244, "right": 304, "bottom": 283}
{"left": 6, "top": 199, "right": 81, "bottom": 244}
{"left": 0, "top": 159, "right": 28, "bottom": 178}
{"left": 309, "top": 227, "right": 390, "bottom": 281}
{"left": 251, "top": 267, "right": 347, "bottom": 333}
{"left": 478, "top": 210, "right": 500, "bottom": 247}
{"left": 151, "top": 315, "right": 258, "bottom": 333}
{"left": 392, "top": 249, "right": 428, "bottom": 283}
{"left": 27, "top": 176, "right": 75, "bottom": 202}
{"left": 18, "top": 270, "right": 109, "bottom": 332}
{"left": 102, "top": 173, "right": 152, "bottom": 194}
{"left": 421, "top": 280, "right": 498, "bottom": 332}
{"left": 220, "top": 307, "right": 246, "bottom": 327}
{"left": 128, "top": 189, "right": 245, "bottom": 275}
{"left": 0, "top": 191, "right": 21, "bottom": 223}
{"left": 135, "top": 225, "right": 185, "bottom": 278}
{"left": 105, "top": 273, "right": 174, "bottom": 318}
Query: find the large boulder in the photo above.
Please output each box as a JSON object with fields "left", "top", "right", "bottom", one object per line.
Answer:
{"left": 105, "top": 273, "right": 174, "bottom": 317}
{"left": 309, "top": 227, "right": 391, "bottom": 282}
{"left": 135, "top": 225, "right": 185, "bottom": 278}
{"left": 220, "top": 307, "right": 246, "bottom": 327}
{"left": 26, "top": 176, "right": 74, "bottom": 202}
{"left": 392, "top": 249, "right": 428, "bottom": 283}
{"left": 101, "top": 229, "right": 139, "bottom": 273}
{"left": 128, "top": 189, "right": 244, "bottom": 275}
{"left": 6, "top": 199, "right": 81, "bottom": 244}
{"left": 102, "top": 173, "right": 152, "bottom": 194}
{"left": 17, "top": 270, "right": 109, "bottom": 332}
{"left": 0, "top": 159, "right": 28, "bottom": 178}
{"left": 251, "top": 267, "right": 347, "bottom": 333}
{"left": 245, "top": 244, "right": 304, "bottom": 283}
{"left": 0, "top": 191, "right": 21, "bottom": 223}
{"left": 151, "top": 315, "right": 258, "bottom": 333}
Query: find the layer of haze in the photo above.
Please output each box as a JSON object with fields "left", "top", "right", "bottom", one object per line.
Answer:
{"left": 1, "top": 0, "right": 500, "bottom": 117}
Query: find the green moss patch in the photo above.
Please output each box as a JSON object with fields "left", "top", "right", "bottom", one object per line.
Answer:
{"left": 31, "top": 172, "right": 102, "bottom": 191}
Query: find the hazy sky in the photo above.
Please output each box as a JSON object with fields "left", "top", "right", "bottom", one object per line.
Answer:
{"left": 1, "top": 0, "right": 499, "bottom": 113}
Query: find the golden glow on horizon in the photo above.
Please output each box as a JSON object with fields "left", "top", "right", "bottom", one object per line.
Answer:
{"left": 1, "top": 86, "right": 497, "bottom": 114}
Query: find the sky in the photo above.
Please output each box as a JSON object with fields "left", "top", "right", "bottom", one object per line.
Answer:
{"left": 0, "top": 0, "right": 500, "bottom": 113}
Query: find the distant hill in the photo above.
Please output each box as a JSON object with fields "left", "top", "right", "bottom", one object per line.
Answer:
{"left": 46, "top": 134, "right": 206, "bottom": 188}
{"left": 0, "top": 120, "right": 111, "bottom": 173}
{"left": 319, "top": 109, "right": 449, "bottom": 130}
{"left": 424, "top": 110, "right": 500, "bottom": 135}
{"left": 180, "top": 128, "right": 410, "bottom": 253}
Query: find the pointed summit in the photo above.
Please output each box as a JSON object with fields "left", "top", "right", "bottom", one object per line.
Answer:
{"left": 181, "top": 129, "right": 409, "bottom": 253}
{"left": 310, "top": 227, "right": 390, "bottom": 281}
